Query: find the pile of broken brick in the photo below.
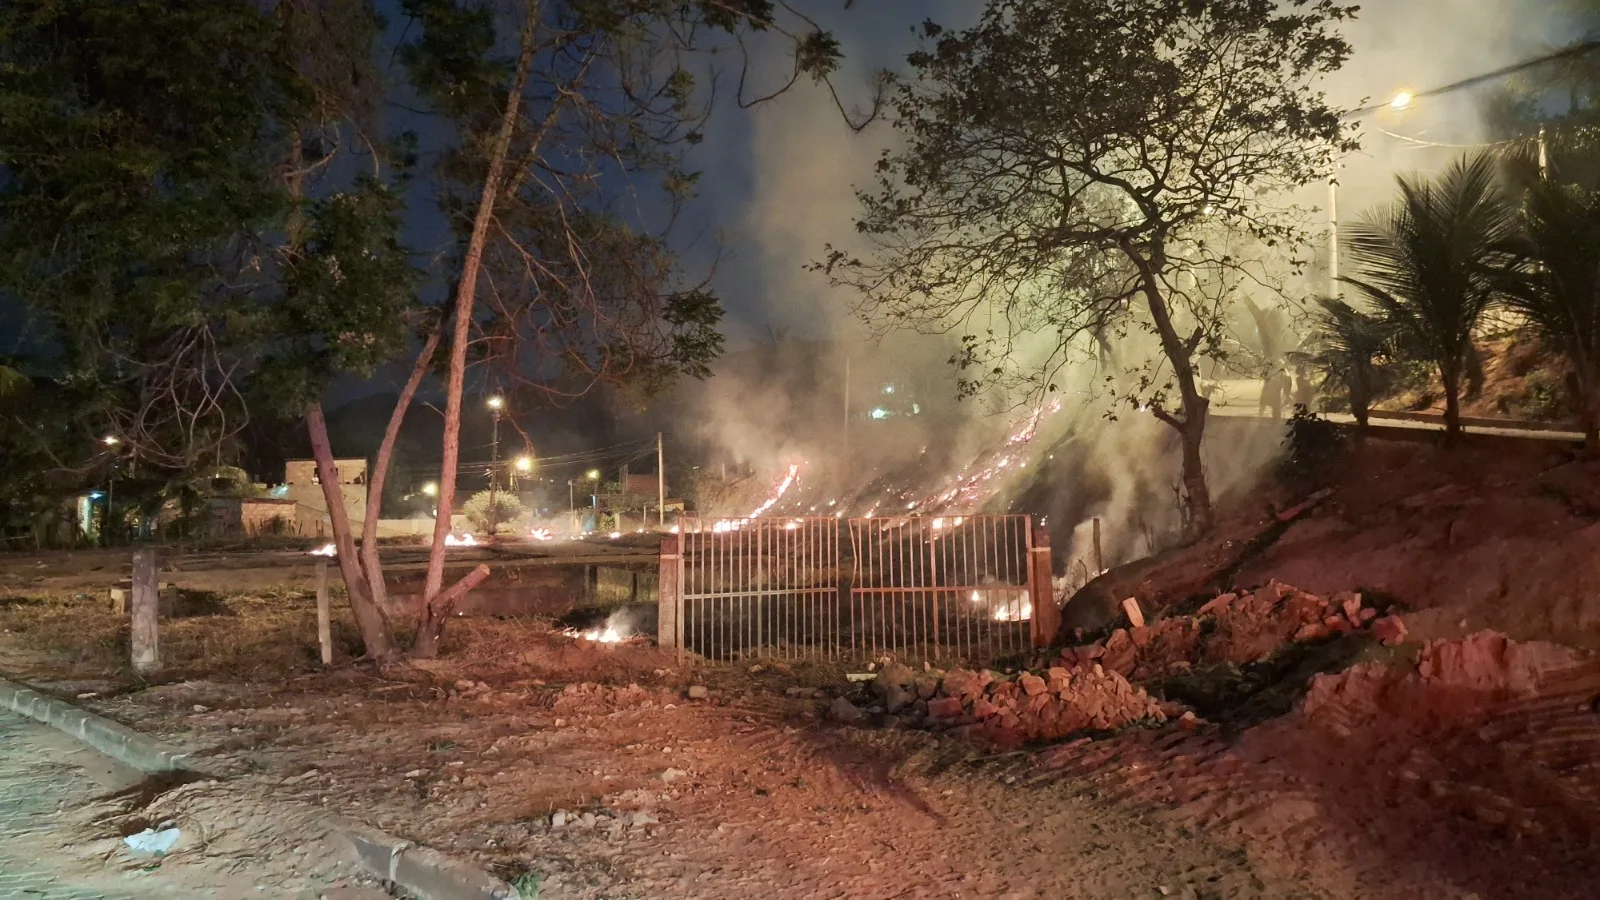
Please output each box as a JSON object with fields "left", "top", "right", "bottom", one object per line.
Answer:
{"left": 847, "top": 581, "right": 1410, "bottom": 747}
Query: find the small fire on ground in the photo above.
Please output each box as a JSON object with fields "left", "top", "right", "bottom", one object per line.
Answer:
{"left": 969, "top": 589, "right": 1033, "bottom": 622}
{"left": 443, "top": 533, "right": 479, "bottom": 547}
{"left": 564, "top": 612, "right": 633, "bottom": 644}
{"left": 529, "top": 528, "right": 554, "bottom": 541}
{"left": 307, "top": 543, "right": 337, "bottom": 557}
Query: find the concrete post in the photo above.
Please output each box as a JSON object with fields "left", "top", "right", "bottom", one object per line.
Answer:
{"left": 317, "top": 560, "right": 333, "bottom": 666}
{"left": 1028, "top": 524, "right": 1057, "bottom": 649}
{"left": 131, "top": 549, "right": 160, "bottom": 675}
{"left": 657, "top": 533, "right": 681, "bottom": 654}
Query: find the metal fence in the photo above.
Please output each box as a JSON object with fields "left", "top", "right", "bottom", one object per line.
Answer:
{"left": 662, "top": 514, "right": 1048, "bottom": 665}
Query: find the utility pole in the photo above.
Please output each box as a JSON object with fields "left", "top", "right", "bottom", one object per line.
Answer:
{"left": 1327, "top": 176, "right": 1339, "bottom": 299}
{"left": 842, "top": 356, "right": 851, "bottom": 464}
{"left": 657, "top": 431, "right": 666, "bottom": 526}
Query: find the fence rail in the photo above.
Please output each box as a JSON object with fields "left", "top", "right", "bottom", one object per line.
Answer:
{"left": 663, "top": 514, "right": 1052, "bottom": 665}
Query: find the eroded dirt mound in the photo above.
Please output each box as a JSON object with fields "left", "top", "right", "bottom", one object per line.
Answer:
{"left": 1074, "top": 438, "right": 1600, "bottom": 651}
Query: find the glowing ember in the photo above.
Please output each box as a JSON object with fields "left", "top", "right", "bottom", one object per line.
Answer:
{"left": 585, "top": 625, "right": 624, "bottom": 643}
{"left": 608, "top": 531, "right": 622, "bottom": 540}
{"left": 748, "top": 464, "right": 801, "bottom": 518}
{"left": 529, "top": 528, "right": 554, "bottom": 541}
{"left": 668, "top": 525, "right": 680, "bottom": 534}
{"left": 307, "top": 543, "right": 337, "bottom": 557}
{"left": 969, "top": 589, "right": 983, "bottom": 604}
{"left": 443, "top": 533, "right": 478, "bottom": 547}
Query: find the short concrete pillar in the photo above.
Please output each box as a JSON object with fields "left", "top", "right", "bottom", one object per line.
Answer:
{"left": 130, "top": 549, "right": 160, "bottom": 675}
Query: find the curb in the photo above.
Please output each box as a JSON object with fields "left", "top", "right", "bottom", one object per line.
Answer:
{"left": 0, "top": 675, "right": 200, "bottom": 774}
{"left": 0, "top": 675, "right": 521, "bottom": 900}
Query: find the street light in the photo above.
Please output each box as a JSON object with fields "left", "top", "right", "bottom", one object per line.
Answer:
{"left": 102, "top": 435, "right": 120, "bottom": 446}
{"left": 514, "top": 455, "right": 533, "bottom": 473}
{"left": 586, "top": 469, "right": 600, "bottom": 481}
{"left": 422, "top": 481, "right": 438, "bottom": 497}
{"left": 487, "top": 395, "right": 505, "bottom": 535}
{"left": 1388, "top": 90, "right": 1414, "bottom": 111}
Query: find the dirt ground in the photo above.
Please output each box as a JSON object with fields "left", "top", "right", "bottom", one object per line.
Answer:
{"left": 2, "top": 440, "right": 1599, "bottom": 899}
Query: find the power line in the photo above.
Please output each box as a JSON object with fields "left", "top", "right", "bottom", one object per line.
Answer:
{"left": 1345, "top": 39, "right": 1600, "bottom": 120}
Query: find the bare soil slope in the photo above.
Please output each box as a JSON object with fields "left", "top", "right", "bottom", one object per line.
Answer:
{"left": 1066, "top": 438, "right": 1600, "bottom": 651}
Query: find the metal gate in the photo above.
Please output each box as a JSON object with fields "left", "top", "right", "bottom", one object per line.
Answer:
{"left": 658, "top": 514, "right": 1053, "bottom": 664}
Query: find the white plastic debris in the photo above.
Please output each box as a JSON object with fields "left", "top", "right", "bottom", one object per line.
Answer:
{"left": 123, "top": 827, "right": 181, "bottom": 856}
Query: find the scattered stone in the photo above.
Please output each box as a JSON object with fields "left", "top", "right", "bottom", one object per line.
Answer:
{"left": 686, "top": 685, "right": 709, "bottom": 700}
{"left": 402, "top": 769, "right": 426, "bottom": 779}
{"left": 874, "top": 661, "right": 915, "bottom": 692}
{"left": 192, "top": 704, "right": 209, "bottom": 713}
{"left": 629, "top": 811, "right": 659, "bottom": 827}
{"left": 828, "top": 696, "right": 867, "bottom": 724}
{"left": 1372, "top": 616, "right": 1409, "bottom": 646}
{"left": 926, "top": 697, "right": 965, "bottom": 719}
{"left": 1018, "top": 673, "right": 1048, "bottom": 696}
{"left": 658, "top": 768, "right": 687, "bottom": 784}
{"left": 551, "top": 811, "right": 568, "bottom": 828}
{"left": 882, "top": 683, "right": 914, "bottom": 714}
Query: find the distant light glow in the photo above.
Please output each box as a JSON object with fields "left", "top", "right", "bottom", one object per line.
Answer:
{"left": 514, "top": 455, "right": 533, "bottom": 472}
{"left": 486, "top": 395, "right": 504, "bottom": 411}
{"left": 870, "top": 408, "right": 888, "bottom": 420}
{"left": 422, "top": 482, "right": 438, "bottom": 497}
{"left": 308, "top": 543, "right": 337, "bottom": 557}
{"left": 1389, "top": 90, "right": 1414, "bottom": 110}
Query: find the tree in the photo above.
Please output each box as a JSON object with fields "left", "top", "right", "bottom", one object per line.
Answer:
{"left": 462, "top": 489, "right": 525, "bottom": 534}
{"left": 1501, "top": 172, "right": 1600, "bottom": 449}
{"left": 0, "top": 0, "right": 302, "bottom": 472}
{"left": 1294, "top": 298, "right": 1394, "bottom": 429}
{"left": 817, "top": 0, "right": 1356, "bottom": 537}
{"left": 348, "top": 0, "right": 871, "bottom": 658}
{"left": 1341, "top": 153, "right": 1520, "bottom": 439}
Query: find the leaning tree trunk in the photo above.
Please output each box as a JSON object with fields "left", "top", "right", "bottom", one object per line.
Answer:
{"left": 413, "top": 16, "right": 537, "bottom": 659}
{"left": 357, "top": 326, "right": 441, "bottom": 617}
{"left": 306, "top": 404, "right": 396, "bottom": 659}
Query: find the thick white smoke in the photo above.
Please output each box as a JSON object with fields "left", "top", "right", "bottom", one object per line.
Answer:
{"left": 676, "top": 1, "right": 1577, "bottom": 566}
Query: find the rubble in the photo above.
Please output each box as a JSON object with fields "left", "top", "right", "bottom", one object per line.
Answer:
{"left": 1058, "top": 581, "right": 1398, "bottom": 681}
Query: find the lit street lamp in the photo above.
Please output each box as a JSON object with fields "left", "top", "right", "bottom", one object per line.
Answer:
{"left": 487, "top": 395, "right": 505, "bottom": 535}
{"left": 422, "top": 481, "right": 438, "bottom": 497}
{"left": 1387, "top": 90, "right": 1413, "bottom": 111}
{"left": 100, "top": 436, "right": 120, "bottom": 546}
{"left": 514, "top": 455, "right": 533, "bottom": 473}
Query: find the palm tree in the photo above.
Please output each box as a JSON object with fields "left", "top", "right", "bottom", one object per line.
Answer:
{"left": 1295, "top": 298, "right": 1394, "bottom": 430}
{"left": 1341, "top": 153, "right": 1521, "bottom": 439}
{"left": 1501, "top": 174, "right": 1600, "bottom": 449}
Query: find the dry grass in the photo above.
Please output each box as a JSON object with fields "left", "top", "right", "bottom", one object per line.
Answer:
{"left": 0, "top": 587, "right": 364, "bottom": 683}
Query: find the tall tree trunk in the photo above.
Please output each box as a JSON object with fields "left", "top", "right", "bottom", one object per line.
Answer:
{"left": 1128, "top": 246, "right": 1214, "bottom": 537}
{"left": 1440, "top": 367, "right": 1463, "bottom": 442}
{"left": 306, "top": 404, "right": 395, "bottom": 658}
{"left": 358, "top": 325, "right": 441, "bottom": 616}
{"left": 1579, "top": 369, "right": 1600, "bottom": 454}
{"left": 414, "top": 16, "right": 538, "bottom": 659}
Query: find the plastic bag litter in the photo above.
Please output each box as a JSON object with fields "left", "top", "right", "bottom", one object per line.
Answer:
{"left": 123, "top": 827, "right": 181, "bottom": 856}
